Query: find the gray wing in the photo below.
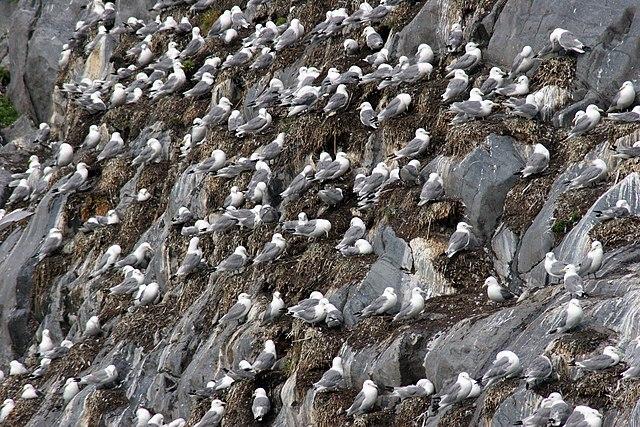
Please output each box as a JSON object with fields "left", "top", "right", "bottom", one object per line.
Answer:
{"left": 525, "top": 356, "right": 552, "bottom": 379}
{"left": 393, "top": 385, "right": 422, "bottom": 399}
{"left": 361, "top": 294, "right": 388, "bottom": 316}
{"left": 83, "top": 369, "right": 112, "bottom": 384}
{"left": 178, "top": 252, "right": 201, "bottom": 273}
{"left": 496, "top": 83, "right": 517, "bottom": 96}
{"left": 447, "top": 231, "right": 470, "bottom": 254}
{"left": 554, "top": 308, "right": 569, "bottom": 329}
{"left": 292, "top": 305, "right": 318, "bottom": 322}
{"left": 252, "top": 396, "right": 270, "bottom": 418}
{"left": 220, "top": 302, "right": 247, "bottom": 322}
{"left": 254, "top": 242, "right": 282, "bottom": 263}
{"left": 483, "top": 356, "right": 511, "bottom": 380}
{"left": 110, "top": 277, "right": 140, "bottom": 295}
{"left": 360, "top": 109, "right": 377, "bottom": 127}
{"left": 510, "top": 55, "right": 524, "bottom": 75}
{"left": 570, "top": 115, "right": 594, "bottom": 135}
{"left": 379, "top": 97, "right": 403, "bottom": 119}
{"left": 607, "top": 112, "right": 640, "bottom": 122}
{"left": 615, "top": 147, "right": 640, "bottom": 157}
{"left": 282, "top": 174, "right": 309, "bottom": 198}
{"left": 195, "top": 410, "right": 222, "bottom": 427}
{"left": 98, "top": 140, "right": 122, "bottom": 160}
{"left": 548, "top": 259, "right": 567, "bottom": 276}
{"left": 558, "top": 32, "right": 583, "bottom": 51}
{"left": 318, "top": 189, "right": 343, "bottom": 205}
{"left": 523, "top": 153, "right": 548, "bottom": 174}
{"left": 276, "top": 28, "right": 297, "bottom": 50}
{"left": 347, "top": 390, "right": 366, "bottom": 415}
{"left": 397, "top": 138, "right": 425, "bottom": 158}
{"left": 217, "top": 254, "right": 246, "bottom": 271}
{"left": 253, "top": 352, "right": 276, "bottom": 371}
{"left": 316, "top": 368, "right": 343, "bottom": 389}
{"left": 439, "top": 381, "right": 462, "bottom": 406}
{"left": 337, "top": 225, "right": 365, "bottom": 247}
{"left": 578, "top": 354, "right": 616, "bottom": 370}
{"left": 61, "top": 171, "right": 85, "bottom": 192}
{"left": 315, "top": 162, "right": 340, "bottom": 181}
{"left": 451, "top": 100, "right": 482, "bottom": 115}
{"left": 325, "top": 93, "right": 348, "bottom": 112}
{"left": 294, "top": 222, "right": 317, "bottom": 235}
{"left": 40, "top": 235, "right": 61, "bottom": 256}
{"left": 115, "top": 253, "right": 137, "bottom": 267}
{"left": 185, "top": 80, "right": 211, "bottom": 97}
{"left": 180, "top": 39, "right": 203, "bottom": 58}
{"left": 94, "top": 251, "right": 112, "bottom": 272}
{"left": 256, "top": 141, "right": 282, "bottom": 160}
{"left": 240, "top": 116, "right": 267, "bottom": 133}
{"left": 573, "top": 165, "right": 603, "bottom": 186}
{"left": 480, "top": 77, "right": 499, "bottom": 94}
{"left": 359, "top": 173, "right": 386, "bottom": 195}
{"left": 549, "top": 402, "right": 572, "bottom": 426}
{"left": 420, "top": 181, "right": 444, "bottom": 202}
{"left": 513, "top": 103, "right": 539, "bottom": 119}
{"left": 563, "top": 275, "right": 584, "bottom": 295}
{"left": 564, "top": 410, "right": 587, "bottom": 427}
{"left": 449, "top": 53, "right": 476, "bottom": 70}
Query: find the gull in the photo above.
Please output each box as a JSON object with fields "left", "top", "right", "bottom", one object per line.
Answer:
{"left": 53, "top": 162, "right": 89, "bottom": 195}
{"left": 252, "top": 388, "right": 270, "bottom": 421}
{"left": 518, "top": 143, "right": 549, "bottom": 177}
{"left": 363, "top": 49, "right": 388, "bottom": 67}
{"left": 343, "top": 2, "right": 373, "bottom": 26}
{"left": 339, "top": 239, "right": 373, "bottom": 257}
{"left": 251, "top": 48, "right": 275, "bottom": 70}
{"left": 484, "top": 276, "right": 515, "bottom": 303}
{"left": 567, "top": 105, "right": 603, "bottom": 139}
{"left": 137, "top": 189, "right": 151, "bottom": 202}
{"left": 392, "top": 287, "right": 426, "bottom": 322}
{"left": 446, "top": 42, "right": 481, "bottom": 75}
{"left": 219, "top": 293, "right": 252, "bottom": 324}
{"left": 288, "top": 290, "right": 323, "bottom": 313}
{"left": 0, "top": 399, "right": 13, "bottom": 422}
{"left": 336, "top": 65, "right": 363, "bottom": 86}
{"left": 565, "top": 158, "right": 607, "bottom": 189}
{"left": 220, "top": 206, "right": 260, "bottom": 229}
{"left": 344, "top": 38, "right": 359, "bottom": 55}
{"left": 365, "top": 1, "right": 394, "bottom": 22}
{"left": 613, "top": 140, "right": 640, "bottom": 159}
{"left": 251, "top": 133, "right": 285, "bottom": 161}
{"left": 125, "top": 87, "right": 142, "bottom": 105}
{"left": 594, "top": 199, "right": 631, "bottom": 220}
{"left": 480, "top": 350, "right": 521, "bottom": 387}
{"left": 433, "top": 372, "right": 473, "bottom": 411}
{"left": 37, "top": 227, "right": 63, "bottom": 261}
{"left": 97, "top": 132, "right": 124, "bottom": 162}
{"left": 336, "top": 217, "right": 366, "bottom": 250}
{"left": 202, "top": 97, "right": 233, "bottom": 126}
{"left": 63, "top": 378, "right": 81, "bottom": 402}
{"left": 228, "top": 110, "right": 245, "bottom": 133}
{"left": 547, "top": 28, "right": 586, "bottom": 54}
{"left": 176, "top": 237, "right": 203, "bottom": 278}
{"left": 447, "top": 23, "right": 464, "bottom": 52}
{"left": 222, "top": 48, "right": 254, "bottom": 69}
{"left": 115, "top": 242, "right": 152, "bottom": 268}
{"left": 400, "top": 159, "right": 421, "bottom": 184}
{"left": 442, "top": 69, "right": 469, "bottom": 102}
{"left": 179, "top": 27, "right": 204, "bottom": 59}
{"left": 89, "top": 244, "right": 121, "bottom": 278}
{"left": 318, "top": 186, "right": 344, "bottom": 208}
{"left": 363, "top": 26, "right": 383, "bottom": 50}
{"left": 171, "top": 207, "right": 193, "bottom": 226}
{"left": 222, "top": 28, "right": 238, "bottom": 44}
{"left": 291, "top": 298, "right": 329, "bottom": 324}
{"left": 286, "top": 86, "right": 321, "bottom": 116}
{"left": 247, "top": 161, "right": 271, "bottom": 196}
{"left": 83, "top": 125, "right": 101, "bottom": 148}
{"left": 134, "top": 282, "right": 161, "bottom": 306}
{"left": 251, "top": 21, "right": 279, "bottom": 47}
{"left": 194, "top": 400, "right": 225, "bottom": 427}
{"left": 509, "top": 46, "right": 536, "bottom": 78}
{"left": 109, "top": 83, "right": 127, "bottom": 108}
{"left": 176, "top": 17, "right": 192, "bottom": 35}
{"left": 346, "top": 380, "right": 379, "bottom": 416}
{"left": 415, "top": 43, "right": 434, "bottom": 64}
{"left": 362, "top": 64, "right": 393, "bottom": 86}
{"left": 446, "top": 222, "right": 473, "bottom": 257}
{"left": 314, "top": 152, "right": 350, "bottom": 182}
{"left": 43, "top": 339, "right": 73, "bottom": 360}
{"left": 377, "top": 93, "right": 411, "bottom": 122}
{"left": 574, "top": 346, "right": 623, "bottom": 371}
{"left": 109, "top": 267, "right": 144, "bottom": 295}
{"left": 564, "top": 406, "right": 603, "bottom": 427}
{"left": 21, "top": 384, "right": 43, "bottom": 399}
{"left": 150, "top": 61, "right": 186, "bottom": 99}
{"left": 76, "top": 364, "right": 118, "bottom": 387}
{"left": 250, "top": 78, "right": 283, "bottom": 109}
{"left": 30, "top": 358, "right": 51, "bottom": 378}
{"left": 358, "top": 287, "right": 397, "bottom": 318}
{"left": 191, "top": 0, "right": 216, "bottom": 13}
{"left": 606, "top": 105, "right": 640, "bottom": 123}
{"left": 418, "top": 173, "right": 444, "bottom": 206}
{"left": 293, "top": 217, "right": 332, "bottom": 238}
{"left": 522, "top": 355, "right": 553, "bottom": 389}
{"left": 388, "top": 62, "right": 433, "bottom": 87}
{"left": 191, "top": 149, "right": 227, "bottom": 174}
{"left": 393, "top": 128, "right": 430, "bottom": 160}
{"left": 223, "top": 186, "right": 244, "bottom": 209}
{"left": 324, "top": 84, "right": 350, "bottom": 116}
{"left": 357, "top": 162, "right": 390, "bottom": 207}
{"left": 313, "top": 356, "right": 344, "bottom": 392}
{"left": 137, "top": 43, "right": 153, "bottom": 67}
{"left": 390, "top": 379, "right": 435, "bottom": 402}
{"left": 451, "top": 99, "right": 497, "bottom": 123}
{"left": 254, "top": 234, "right": 287, "bottom": 264}
{"left": 207, "top": 10, "right": 232, "bottom": 37}
{"left": 545, "top": 252, "right": 567, "bottom": 279}
{"left": 275, "top": 19, "right": 304, "bottom": 51}
{"left": 38, "top": 329, "right": 55, "bottom": 355}
{"left": 8, "top": 179, "right": 31, "bottom": 203}
{"left": 548, "top": 298, "right": 583, "bottom": 334}
{"left": 251, "top": 340, "right": 277, "bottom": 373}
{"left": 132, "top": 138, "right": 162, "bottom": 166}
{"left": 262, "top": 291, "right": 286, "bottom": 324}
{"left": 480, "top": 67, "right": 506, "bottom": 95}
{"left": 9, "top": 360, "right": 28, "bottom": 376}
{"left": 59, "top": 44, "right": 71, "bottom": 67}
{"left": 236, "top": 108, "right": 272, "bottom": 137}
{"left": 216, "top": 246, "right": 249, "bottom": 273}
{"left": 281, "top": 165, "right": 314, "bottom": 201}
{"left": 496, "top": 75, "right": 529, "bottom": 97}
{"left": 193, "top": 57, "right": 221, "bottom": 81}
{"left": 183, "top": 72, "right": 214, "bottom": 98}
{"left": 230, "top": 5, "right": 250, "bottom": 30}
{"left": 607, "top": 81, "right": 636, "bottom": 113}
{"left": 514, "top": 392, "right": 564, "bottom": 426}
{"left": 577, "top": 241, "right": 603, "bottom": 277}
{"left": 84, "top": 316, "right": 102, "bottom": 337}
{"left": 182, "top": 219, "right": 211, "bottom": 236}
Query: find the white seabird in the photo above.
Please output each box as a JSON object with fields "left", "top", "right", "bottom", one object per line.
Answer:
{"left": 446, "top": 42, "right": 481, "bottom": 75}
{"left": 84, "top": 315, "right": 102, "bottom": 337}
{"left": 446, "top": 222, "right": 473, "bottom": 257}
{"left": 358, "top": 287, "right": 397, "bottom": 318}
{"left": 608, "top": 81, "right": 635, "bottom": 112}
{"left": 252, "top": 388, "right": 270, "bottom": 421}
{"left": 336, "top": 217, "right": 366, "bottom": 250}
{"left": 194, "top": 399, "right": 226, "bottom": 427}
{"left": 392, "top": 287, "right": 426, "bottom": 322}
{"left": 479, "top": 67, "right": 505, "bottom": 95}
{"left": 215, "top": 246, "right": 249, "bottom": 273}
{"left": 363, "top": 26, "right": 383, "bottom": 50}
{"left": 562, "top": 264, "right": 585, "bottom": 297}
{"left": 377, "top": 93, "right": 411, "bottom": 123}
{"left": 393, "top": 128, "right": 430, "bottom": 160}
{"left": 564, "top": 406, "right": 602, "bottom": 427}
{"left": 418, "top": 172, "right": 444, "bottom": 206}
{"left": 275, "top": 19, "right": 304, "bottom": 51}
{"left": 495, "top": 75, "right": 529, "bottom": 97}
{"left": 346, "top": 380, "right": 379, "bottom": 416}
{"left": 251, "top": 340, "right": 277, "bottom": 373}
{"left": 90, "top": 244, "right": 121, "bottom": 277}
{"left": 594, "top": 199, "right": 631, "bottom": 220}
{"left": 390, "top": 379, "right": 435, "bottom": 402}
{"left": 235, "top": 108, "right": 272, "bottom": 137}
{"left": 447, "top": 23, "right": 464, "bottom": 52}
{"left": 76, "top": 364, "right": 118, "bottom": 387}
{"left": 262, "top": 291, "right": 286, "bottom": 324}
{"left": 433, "top": 372, "right": 473, "bottom": 411}
{"left": 481, "top": 350, "right": 521, "bottom": 387}
{"left": 191, "top": 149, "right": 227, "bottom": 175}
{"left": 253, "top": 233, "right": 286, "bottom": 264}
{"left": 518, "top": 143, "right": 550, "bottom": 177}
{"left": 314, "top": 356, "right": 344, "bottom": 392}
{"left": 97, "top": 132, "right": 124, "bottom": 162}
{"left": 219, "top": 293, "right": 252, "bottom": 324}
{"left": 176, "top": 237, "right": 203, "bottom": 278}
{"left": 115, "top": 242, "right": 152, "bottom": 268}
{"left": 37, "top": 227, "right": 63, "bottom": 261}
{"left": 484, "top": 276, "right": 515, "bottom": 303}
{"left": 509, "top": 45, "right": 536, "bottom": 78}
{"left": 134, "top": 282, "right": 161, "bottom": 307}
{"left": 547, "top": 298, "right": 583, "bottom": 334}
{"left": 565, "top": 158, "right": 607, "bottom": 189}
{"left": 523, "top": 354, "right": 553, "bottom": 389}
{"left": 358, "top": 102, "right": 378, "bottom": 129}
{"left": 575, "top": 346, "right": 623, "bottom": 371}
{"left": 53, "top": 162, "right": 89, "bottom": 194}
{"left": 548, "top": 28, "right": 586, "bottom": 54}
{"left": 442, "top": 69, "right": 469, "bottom": 102}
{"left": 313, "top": 151, "right": 350, "bottom": 182}
{"left": 339, "top": 239, "right": 373, "bottom": 257}
{"left": 577, "top": 241, "right": 603, "bottom": 277}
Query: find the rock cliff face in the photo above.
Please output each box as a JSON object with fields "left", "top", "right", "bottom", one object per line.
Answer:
{"left": 0, "top": 0, "right": 640, "bottom": 426}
